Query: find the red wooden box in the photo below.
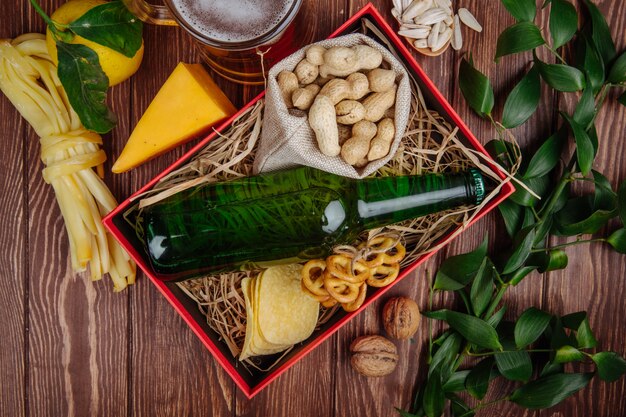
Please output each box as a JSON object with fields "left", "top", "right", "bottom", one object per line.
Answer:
{"left": 103, "top": 3, "right": 514, "bottom": 398}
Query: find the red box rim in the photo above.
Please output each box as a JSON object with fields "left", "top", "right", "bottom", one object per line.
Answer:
{"left": 103, "top": 2, "right": 515, "bottom": 399}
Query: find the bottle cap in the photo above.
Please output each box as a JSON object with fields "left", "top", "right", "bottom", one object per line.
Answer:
{"left": 469, "top": 168, "right": 486, "bottom": 205}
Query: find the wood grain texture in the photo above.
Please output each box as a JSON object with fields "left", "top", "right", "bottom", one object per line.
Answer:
{"left": 0, "top": 0, "right": 625, "bottom": 416}
{"left": 0, "top": 2, "right": 27, "bottom": 416}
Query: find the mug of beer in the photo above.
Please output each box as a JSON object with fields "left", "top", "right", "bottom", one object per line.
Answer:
{"left": 123, "top": 0, "right": 304, "bottom": 85}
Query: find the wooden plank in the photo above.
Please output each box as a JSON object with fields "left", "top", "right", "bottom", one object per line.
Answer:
{"left": 541, "top": 0, "right": 626, "bottom": 416}
{"left": 20, "top": 1, "right": 130, "bottom": 416}
{"left": 127, "top": 21, "right": 235, "bottom": 416}
{"left": 0, "top": 2, "right": 27, "bottom": 416}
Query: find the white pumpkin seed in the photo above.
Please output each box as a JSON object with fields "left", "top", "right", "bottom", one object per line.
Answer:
{"left": 402, "top": 0, "right": 413, "bottom": 10}
{"left": 451, "top": 14, "right": 462, "bottom": 50}
{"left": 398, "top": 27, "right": 431, "bottom": 39}
{"left": 414, "top": 39, "right": 429, "bottom": 49}
{"left": 400, "top": 23, "right": 431, "bottom": 29}
{"left": 415, "top": 7, "right": 448, "bottom": 25}
{"left": 392, "top": 0, "right": 403, "bottom": 14}
{"left": 402, "top": 0, "right": 433, "bottom": 21}
{"left": 434, "top": 0, "right": 452, "bottom": 15}
{"left": 439, "top": 22, "right": 447, "bottom": 33}
{"left": 444, "top": 15, "right": 453, "bottom": 26}
{"left": 433, "top": 27, "right": 452, "bottom": 51}
{"left": 427, "top": 22, "right": 441, "bottom": 48}
{"left": 458, "top": 8, "right": 482, "bottom": 32}
{"left": 391, "top": 7, "right": 401, "bottom": 19}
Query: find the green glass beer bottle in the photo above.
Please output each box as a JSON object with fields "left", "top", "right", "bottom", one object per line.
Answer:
{"left": 142, "top": 166, "right": 485, "bottom": 281}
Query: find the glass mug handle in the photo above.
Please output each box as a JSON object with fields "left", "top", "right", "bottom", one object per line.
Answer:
{"left": 122, "top": 0, "right": 178, "bottom": 26}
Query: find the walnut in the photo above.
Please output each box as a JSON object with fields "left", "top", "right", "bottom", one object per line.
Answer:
{"left": 349, "top": 335, "right": 398, "bottom": 377}
{"left": 382, "top": 296, "right": 421, "bottom": 340}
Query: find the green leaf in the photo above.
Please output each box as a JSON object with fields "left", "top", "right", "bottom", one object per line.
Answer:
{"left": 540, "top": 361, "right": 564, "bottom": 377}
{"left": 619, "top": 91, "right": 626, "bottom": 106}
{"left": 442, "top": 370, "right": 471, "bottom": 393}
{"left": 515, "top": 307, "right": 553, "bottom": 348}
{"left": 434, "top": 237, "right": 488, "bottom": 290}
{"left": 555, "top": 345, "right": 585, "bottom": 363}
{"left": 502, "top": 66, "right": 541, "bottom": 128}
{"left": 423, "top": 369, "right": 445, "bottom": 417}
{"left": 465, "top": 358, "right": 494, "bottom": 400}
{"left": 424, "top": 310, "right": 503, "bottom": 350}
{"left": 561, "top": 312, "right": 597, "bottom": 348}
{"left": 549, "top": 0, "right": 578, "bottom": 49}
{"left": 549, "top": 317, "right": 573, "bottom": 349}
{"left": 576, "top": 318, "right": 598, "bottom": 349}
{"left": 583, "top": 0, "right": 616, "bottom": 66}
{"left": 429, "top": 332, "right": 463, "bottom": 381}
{"left": 607, "top": 228, "right": 626, "bottom": 253}
{"left": 509, "top": 175, "right": 550, "bottom": 207}
{"left": 561, "top": 113, "right": 594, "bottom": 175}
{"left": 495, "top": 351, "right": 532, "bottom": 381}
{"left": 555, "top": 196, "right": 615, "bottom": 236}
{"left": 498, "top": 200, "right": 526, "bottom": 237}
{"left": 533, "top": 216, "right": 554, "bottom": 245}
{"left": 56, "top": 41, "right": 116, "bottom": 133}
{"left": 509, "top": 373, "right": 593, "bottom": 409}
{"left": 592, "top": 352, "right": 626, "bottom": 382}
{"left": 487, "top": 306, "right": 507, "bottom": 328}
{"left": 536, "top": 249, "right": 568, "bottom": 273}
{"left": 536, "top": 58, "right": 586, "bottom": 92}
{"left": 608, "top": 51, "right": 626, "bottom": 84}
{"left": 68, "top": 0, "right": 143, "bottom": 58}
{"left": 561, "top": 311, "right": 586, "bottom": 329}
{"left": 524, "top": 128, "right": 566, "bottom": 178}
{"left": 618, "top": 179, "right": 626, "bottom": 224}
{"left": 495, "top": 22, "right": 545, "bottom": 61}
{"left": 501, "top": 0, "right": 536, "bottom": 21}
{"left": 459, "top": 57, "right": 495, "bottom": 117}
{"left": 495, "top": 335, "right": 533, "bottom": 381}
{"left": 579, "top": 36, "right": 605, "bottom": 93}
{"left": 592, "top": 170, "right": 617, "bottom": 210}
{"left": 449, "top": 395, "right": 474, "bottom": 417}
{"left": 502, "top": 226, "right": 537, "bottom": 274}
{"left": 470, "top": 258, "right": 494, "bottom": 317}
{"left": 507, "top": 266, "right": 537, "bottom": 286}
{"left": 573, "top": 87, "right": 596, "bottom": 128}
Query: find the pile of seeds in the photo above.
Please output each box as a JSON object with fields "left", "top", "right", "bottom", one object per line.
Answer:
{"left": 391, "top": 0, "right": 482, "bottom": 54}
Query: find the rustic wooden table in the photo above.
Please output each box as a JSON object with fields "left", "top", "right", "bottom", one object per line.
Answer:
{"left": 1, "top": 0, "right": 625, "bottom": 416}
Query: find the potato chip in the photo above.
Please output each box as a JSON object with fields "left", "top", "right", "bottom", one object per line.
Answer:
{"left": 257, "top": 264, "right": 319, "bottom": 345}
{"left": 239, "top": 264, "right": 320, "bottom": 360}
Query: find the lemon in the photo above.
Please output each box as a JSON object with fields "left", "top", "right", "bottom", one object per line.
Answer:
{"left": 46, "top": 0, "right": 144, "bottom": 86}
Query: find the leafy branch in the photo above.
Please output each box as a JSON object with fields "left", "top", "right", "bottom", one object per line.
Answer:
{"left": 398, "top": 0, "right": 626, "bottom": 415}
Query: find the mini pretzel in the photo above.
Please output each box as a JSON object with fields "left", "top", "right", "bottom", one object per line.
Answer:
{"left": 341, "top": 282, "right": 367, "bottom": 312}
{"left": 301, "top": 259, "right": 329, "bottom": 297}
{"left": 326, "top": 255, "right": 370, "bottom": 284}
{"left": 381, "top": 241, "right": 406, "bottom": 264}
{"left": 324, "top": 272, "right": 362, "bottom": 303}
{"left": 362, "top": 236, "right": 396, "bottom": 252}
{"left": 359, "top": 237, "right": 406, "bottom": 267}
{"left": 321, "top": 298, "right": 338, "bottom": 308}
{"left": 367, "top": 263, "right": 400, "bottom": 287}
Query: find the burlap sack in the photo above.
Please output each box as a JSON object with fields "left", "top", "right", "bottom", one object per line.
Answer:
{"left": 253, "top": 34, "right": 411, "bottom": 178}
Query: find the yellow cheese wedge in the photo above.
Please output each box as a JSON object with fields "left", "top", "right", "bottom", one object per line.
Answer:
{"left": 112, "top": 62, "right": 237, "bottom": 173}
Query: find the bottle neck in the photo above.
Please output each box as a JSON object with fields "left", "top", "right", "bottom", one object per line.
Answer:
{"left": 356, "top": 169, "right": 485, "bottom": 229}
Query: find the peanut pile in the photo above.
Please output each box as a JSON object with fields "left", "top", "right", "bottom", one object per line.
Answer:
{"left": 277, "top": 44, "right": 398, "bottom": 168}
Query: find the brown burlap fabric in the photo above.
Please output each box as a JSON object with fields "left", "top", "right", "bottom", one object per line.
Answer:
{"left": 253, "top": 34, "right": 411, "bottom": 178}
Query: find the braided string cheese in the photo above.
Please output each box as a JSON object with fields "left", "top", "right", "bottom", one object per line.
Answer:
{"left": 0, "top": 34, "right": 135, "bottom": 291}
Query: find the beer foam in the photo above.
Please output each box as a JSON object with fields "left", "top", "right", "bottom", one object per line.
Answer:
{"left": 171, "top": 0, "right": 294, "bottom": 43}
